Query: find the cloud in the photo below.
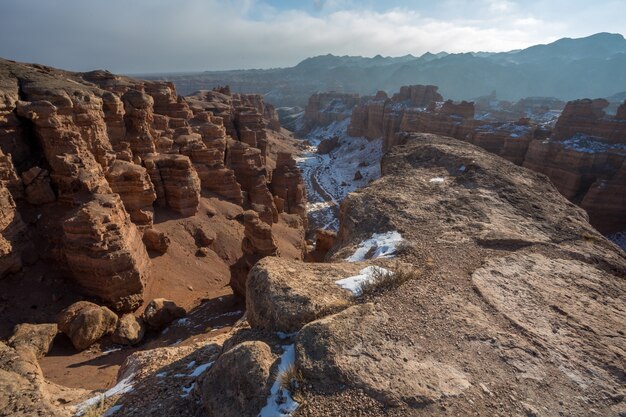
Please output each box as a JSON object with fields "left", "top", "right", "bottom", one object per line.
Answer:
{"left": 0, "top": 0, "right": 621, "bottom": 73}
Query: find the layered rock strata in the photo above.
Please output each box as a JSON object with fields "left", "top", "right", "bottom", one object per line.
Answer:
{"left": 0, "top": 58, "right": 305, "bottom": 312}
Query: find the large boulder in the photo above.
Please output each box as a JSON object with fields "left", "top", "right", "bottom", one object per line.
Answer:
{"left": 111, "top": 314, "right": 146, "bottom": 346}
{"left": 57, "top": 301, "right": 118, "bottom": 351}
{"left": 142, "top": 228, "right": 170, "bottom": 254}
{"left": 246, "top": 257, "right": 361, "bottom": 333}
{"left": 199, "top": 341, "right": 275, "bottom": 417}
{"left": 142, "top": 298, "right": 186, "bottom": 329}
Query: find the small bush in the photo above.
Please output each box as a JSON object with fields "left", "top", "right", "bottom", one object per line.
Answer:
{"left": 358, "top": 265, "right": 420, "bottom": 298}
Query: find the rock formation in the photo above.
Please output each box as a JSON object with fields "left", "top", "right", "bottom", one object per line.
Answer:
{"left": 0, "top": 58, "right": 306, "bottom": 321}
{"left": 302, "top": 92, "right": 360, "bottom": 132}
{"left": 270, "top": 152, "right": 307, "bottom": 225}
{"left": 230, "top": 210, "right": 279, "bottom": 297}
{"left": 344, "top": 84, "right": 626, "bottom": 234}
{"left": 63, "top": 194, "right": 150, "bottom": 311}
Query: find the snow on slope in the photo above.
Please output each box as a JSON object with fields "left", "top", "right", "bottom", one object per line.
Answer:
{"left": 295, "top": 120, "right": 383, "bottom": 231}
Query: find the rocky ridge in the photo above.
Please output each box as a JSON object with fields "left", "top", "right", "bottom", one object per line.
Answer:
{"left": 87, "top": 133, "right": 625, "bottom": 417}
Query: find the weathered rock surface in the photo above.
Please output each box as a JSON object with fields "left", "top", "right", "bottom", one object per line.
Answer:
{"left": 144, "top": 154, "right": 201, "bottom": 216}
{"left": 8, "top": 323, "right": 57, "bottom": 360}
{"left": 246, "top": 257, "right": 361, "bottom": 332}
{"left": 199, "top": 341, "right": 275, "bottom": 417}
{"left": 142, "top": 298, "right": 186, "bottom": 329}
{"left": 21, "top": 166, "right": 56, "bottom": 205}
{"left": 111, "top": 314, "right": 145, "bottom": 346}
{"left": 57, "top": 301, "right": 118, "bottom": 351}
{"left": 0, "top": 185, "right": 26, "bottom": 278}
{"left": 0, "top": 341, "right": 76, "bottom": 417}
{"left": 105, "top": 160, "right": 156, "bottom": 226}
{"left": 296, "top": 303, "right": 471, "bottom": 407}
{"left": 63, "top": 194, "right": 149, "bottom": 311}
{"left": 270, "top": 152, "right": 307, "bottom": 225}
{"left": 302, "top": 92, "right": 360, "bottom": 133}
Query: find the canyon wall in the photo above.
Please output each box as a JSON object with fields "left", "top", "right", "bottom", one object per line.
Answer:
{"left": 0, "top": 58, "right": 306, "bottom": 311}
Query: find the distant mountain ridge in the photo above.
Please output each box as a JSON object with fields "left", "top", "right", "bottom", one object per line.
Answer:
{"left": 145, "top": 33, "right": 626, "bottom": 107}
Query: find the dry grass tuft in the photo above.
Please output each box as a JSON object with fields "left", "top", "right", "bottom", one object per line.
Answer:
{"left": 358, "top": 264, "right": 420, "bottom": 298}
{"left": 82, "top": 396, "right": 106, "bottom": 417}
{"left": 278, "top": 363, "right": 305, "bottom": 403}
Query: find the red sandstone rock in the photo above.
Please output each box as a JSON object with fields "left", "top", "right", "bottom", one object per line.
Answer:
{"left": 230, "top": 210, "right": 279, "bottom": 297}
{"left": 0, "top": 185, "right": 26, "bottom": 278}
{"left": 63, "top": 194, "right": 150, "bottom": 312}
{"left": 144, "top": 154, "right": 201, "bottom": 217}
{"left": 105, "top": 160, "right": 156, "bottom": 226}
{"left": 21, "top": 167, "right": 56, "bottom": 205}
{"left": 270, "top": 152, "right": 307, "bottom": 227}
{"left": 553, "top": 99, "right": 626, "bottom": 144}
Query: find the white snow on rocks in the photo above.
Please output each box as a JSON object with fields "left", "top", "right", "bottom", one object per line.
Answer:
{"left": 345, "top": 231, "right": 403, "bottom": 262}
{"left": 180, "top": 382, "right": 196, "bottom": 398}
{"left": 76, "top": 374, "right": 135, "bottom": 415}
{"left": 259, "top": 345, "right": 299, "bottom": 417}
{"left": 189, "top": 361, "right": 214, "bottom": 377}
{"left": 335, "top": 266, "right": 394, "bottom": 296}
{"left": 429, "top": 177, "right": 445, "bottom": 183}
{"left": 561, "top": 133, "right": 626, "bottom": 155}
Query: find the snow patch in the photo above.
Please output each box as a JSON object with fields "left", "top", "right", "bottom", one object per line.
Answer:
{"left": 346, "top": 231, "right": 403, "bottom": 262}
{"left": 155, "top": 372, "right": 167, "bottom": 378}
{"left": 181, "top": 382, "right": 196, "bottom": 398}
{"left": 561, "top": 133, "right": 626, "bottom": 155}
{"left": 335, "top": 266, "right": 394, "bottom": 296}
{"left": 429, "top": 177, "right": 445, "bottom": 183}
{"left": 259, "top": 345, "right": 299, "bottom": 417}
{"left": 76, "top": 374, "right": 135, "bottom": 415}
{"left": 189, "top": 361, "right": 214, "bottom": 377}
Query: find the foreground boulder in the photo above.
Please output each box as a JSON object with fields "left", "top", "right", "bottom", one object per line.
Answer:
{"left": 143, "top": 298, "right": 186, "bottom": 329}
{"left": 0, "top": 341, "right": 75, "bottom": 417}
{"left": 296, "top": 303, "right": 471, "bottom": 407}
{"left": 199, "top": 341, "right": 275, "bottom": 417}
{"left": 206, "top": 133, "right": 625, "bottom": 416}
{"left": 57, "top": 301, "right": 118, "bottom": 351}
{"left": 247, "top": 257, "right": 362, "bottom": 332}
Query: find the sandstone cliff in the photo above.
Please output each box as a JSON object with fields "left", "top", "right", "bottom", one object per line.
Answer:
{"left": 0, "top": 58, "right": 306, "bottom": 313}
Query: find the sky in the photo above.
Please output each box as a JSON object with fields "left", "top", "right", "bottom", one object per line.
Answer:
{"left": 0, "top": 0, "right": 624, "bottom": 74}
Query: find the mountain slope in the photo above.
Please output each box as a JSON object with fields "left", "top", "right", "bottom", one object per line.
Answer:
{"left": 144, "top": 33, "right": 626, "bottom": 106}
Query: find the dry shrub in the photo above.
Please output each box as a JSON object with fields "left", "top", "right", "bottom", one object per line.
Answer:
{"left": 278, "top": 363, "right": 304, "bottom": 403}
{"left": 358, "top": 264, "right": 420, "bottom": 298}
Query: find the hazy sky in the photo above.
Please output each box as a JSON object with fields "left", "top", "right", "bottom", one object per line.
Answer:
{"left": 0, "top": 0, "right": 624, "bottom": 73}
